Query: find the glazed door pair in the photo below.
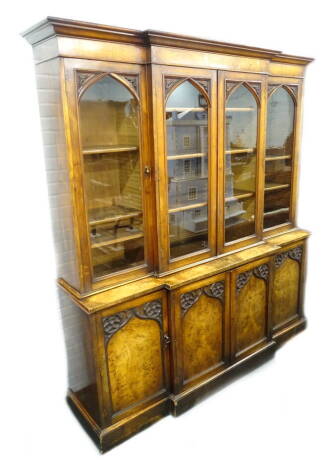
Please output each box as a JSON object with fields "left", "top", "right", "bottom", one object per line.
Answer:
{"left": 153, "top": 66, "right": 266, "bottom": 273}
{"left": 223, "top": 74, "right": 300, "bottom": 242}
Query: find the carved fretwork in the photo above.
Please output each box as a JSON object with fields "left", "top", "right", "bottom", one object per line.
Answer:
{"left": 102, "top": 301, "right": 163, "bottom": 344}
{"left": 136, "top": 300, "right": 163, "bottom": 326}
{"left": 288, "top": 246, "right": 303, "bottom": 262}
{"left": 254, "top": 264, "right": 270, "bottom": 281}
{"left": 248, "top": 82, "right": 261, "bottom": 99}
{"left": 195, "top": 79, "right": 210, "bottom": 96}
{"left": 77, "top": 72, "right": 97, "bottom": 95}
{"left": 286, "top": 85, "right": 298, "bottom": 99}
{"left": 165, "top": 78, "right": 182, "bottom": 96}
{"left": 102, "top": 310, "right": 134, "bottom": 344}
{"left": 274, "top": 252, "right": 288, "bottom": 269}
{"left": 204, "top": 282, "right": 225, "bottom": 303}
{"left": 226, "top": 80, "right": 240, "bottom": 98}
{"left": 180, "top": 289, "right": 202, "bottom": 315}
{"left": 268, "top": 84, "right": 279, "bottom": 97}
{"left": 236, "top": 271, "right": 252, "bottom": 293}
{"left": 122, "top": 74, "right": 139, "bottom": 95}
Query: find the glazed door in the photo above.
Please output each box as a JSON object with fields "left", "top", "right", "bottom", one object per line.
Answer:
{"left": 170, "top": 273, "right": 229, "bottom": 394}
{"left": 231, "top": 258, "right": 272, "bottom": 360}
{"left": 264, "top": 80, "right": 301, "bottom": 234}
{"left": 64, "top": 59, "right": 155, "bottom": 291}
{"left": 219, "top": 72, "right": 266, "bottom": 253}
{"left": 97, "top": 290, "right": 170, "bottom": 425}
{"left": 271, "top": 242, "right": 306, "bottom": 337}
{"left": 151, "top": 65, "right": 217, "bottom": 273}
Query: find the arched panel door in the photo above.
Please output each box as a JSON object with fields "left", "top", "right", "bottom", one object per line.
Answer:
{"left": 264, "top": 86, "right": 295, "bottom": 229}
{"left": 78, "top": 74, "right": 146, "bottom": 280}
{"left": 166, "top": 80, "right": 210, "bottom": 260}
{"left": 224, "top": 83, "right": 259, "bottom": 244}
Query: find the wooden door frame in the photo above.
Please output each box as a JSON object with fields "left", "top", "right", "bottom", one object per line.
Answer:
{"left": 62, "top": 58, "right": 155, "bottom": 293}
{"left": 218, "top": 70, "right": 267, "bottom": 254}
{"left": 151, "top": 64, "right": 218, "bottom": 274}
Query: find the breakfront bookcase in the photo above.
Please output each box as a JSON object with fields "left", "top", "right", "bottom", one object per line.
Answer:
{"left": 23, "top": 17, "right": 313, "bottom": 452}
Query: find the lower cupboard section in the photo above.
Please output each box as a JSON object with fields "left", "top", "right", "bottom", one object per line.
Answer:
{"left": 65, "top": 240, "right": 307, "bottom": 452}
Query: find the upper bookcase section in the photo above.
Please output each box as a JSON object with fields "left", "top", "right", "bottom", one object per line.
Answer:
{"left": 22, "top": 17, "right": 313, "bottom": 70}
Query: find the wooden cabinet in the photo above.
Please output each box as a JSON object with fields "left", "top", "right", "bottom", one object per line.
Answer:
{"left": 23, "top": 17, "right": 312, "bottom": 452}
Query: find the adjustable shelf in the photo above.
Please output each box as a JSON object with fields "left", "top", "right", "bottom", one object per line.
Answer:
{"left": 265, "top": 155, "right": 291, "bottom": 161}
{"left": 264, "top": 183, "right": 290, "bottom": 192}
{"left": 168, "top": 152, "right": 207, "bottom": 160}
{"left": 170, "top": 175, "right": 207, "bottom": 183}
{"left": 226, "top": 107, "right": 255, "bottom": 112}
{"left": 166, "top": 107, "right": 206, "bottom": 112}
{"left": 264, "top": 207, "right": 289, "bottom": 217}
{"left": 225, "top": 190, "right": 254, "bottom": 202}
{"left": 225, "top": 148, "right": 254, "bottom": 155}
{"left": 168, "top": 201, "right": 207, "bottom": 214}
{"left": 83, "top": 146, "right": 138, "bottom": 155}
{"left": 89, "top": 208, "right": 142, "bottom": 227}
{"left": 91, "top": 232, "right": 143, "bottom": 249}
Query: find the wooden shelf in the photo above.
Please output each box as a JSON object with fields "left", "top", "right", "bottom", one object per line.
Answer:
{"left": 265, "top": 155, "right": 291, "bottom": 161}
{"left": 225, "top": 190, "right": 254, "bottom": 202}
{"left": 226, "top": 107, "right": 255, "bottom": 112}
{"left": 170, "top": 175, "right": 207, "bottom": 183}
{"left": 168, "top": 202, "right": 207, "bottom": 214}
{"left": 89, "top": 209, "right": 142, "bottom": 227}
{"left": 166, "top": 107, "right": 206, "bottom": 112}
{"left": 264, "top": 183, "right": 290, "bottom": 192}
{"left": 91, "top": 232, "right": 143, "bottom": 249}
{"left": 225, "top": 148, "right": 254, "bottom": 155}
{"left": 168, "top": 152, "right": 207, "bottom": 160}
{"left": 264, "top": 207, "right": 289, "bottom": 217}
{"left": 83, "top": 146, "right": 138, "bottom": 155}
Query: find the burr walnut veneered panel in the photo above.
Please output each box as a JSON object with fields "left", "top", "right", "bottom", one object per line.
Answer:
{"left": 264, "top": 86, "right": 296, "bottom": 229}
{"left": 232, "top": 261, "right": 270, "bottom": 358}
{"left": 79, "top": 74, "right": 145, "bottom": 280}
{"left": 272, "top": 245, "right": 303, "bottom": 330}
{"left": 101, "top": 294, "right": 169, "bottom": 418}
{"left": 107, "top": 316, "right": 163, "bottom": 413}
{"left": 224, "top": 84, "right": 259, "bottom": 244}
{"left": 174, "top": 274, "right": 228, "bottom": 388}
{"left": 166, "top": 80, "right": 210, "bottom": 259}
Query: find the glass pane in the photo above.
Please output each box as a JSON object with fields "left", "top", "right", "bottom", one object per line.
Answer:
{"left": 79, "top": 75, "right": 144, "bottom": 278}
{"left": 224, "top": 85, "right": 258, "bottom": 243}
{"left": 166, "top": 81, "right": 209, "bottom": 259}
{"left": 264, "top": 87, "right": 294, "bottom": 229}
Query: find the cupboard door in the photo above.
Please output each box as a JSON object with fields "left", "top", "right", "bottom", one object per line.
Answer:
{"left": 272, "top": 243, "right": 305, "bottom": 333}
{"left": 231, "top": 259, "right": 272, "bottom": 360}
{"left": 64, "top": 59, "right": 154, "bottom": 292}
{"left": 220, "top": 72, "right": 265, "bottom": 252}
{"left": 171, "top": 273, "right": 229, "bottom": 392}
{"left": 151, "top": 65, "right": 217, "bottom": 273}
{"left": 264, "top": 85, "right": 298, "bottom": 230}
{"left": 98, "top": 291, "right": 170, "bottom": 424}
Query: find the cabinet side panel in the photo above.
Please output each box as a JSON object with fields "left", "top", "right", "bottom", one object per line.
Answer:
{"left": 58, "top": 289, "right": 99, "bottom": 423}
{"left": 35, "top": 59, "right": 79, "bottom": 288}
